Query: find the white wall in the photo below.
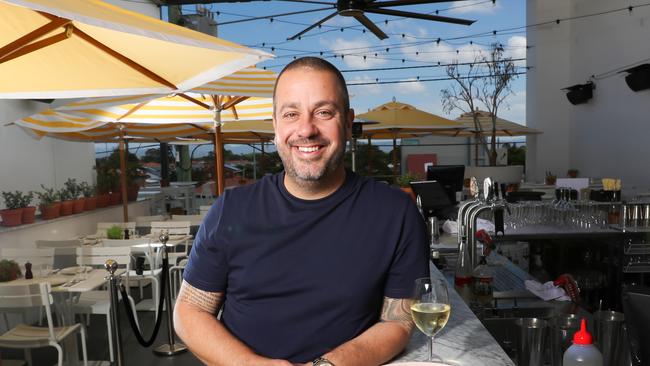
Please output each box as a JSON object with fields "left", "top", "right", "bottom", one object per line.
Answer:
{"left": 401, "top": 135, "right": 472, "bottom": 171}
{"left": 527, "top": 0, "right": 650, "bottom": 197}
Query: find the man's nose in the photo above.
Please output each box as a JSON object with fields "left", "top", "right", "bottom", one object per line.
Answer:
{"left": 296, "top": 115, "right": 319, "bottom": 138}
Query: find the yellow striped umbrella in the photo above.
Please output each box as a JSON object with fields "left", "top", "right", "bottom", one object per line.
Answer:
{"left": 0, "top": 0, "right": 271, "bottom": 98}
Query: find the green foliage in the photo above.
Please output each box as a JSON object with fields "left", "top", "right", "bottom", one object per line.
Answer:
{"left": 106, "top": 225, "right": 123, "bottom": 239}
{"left": 507, "top": 145, "right": 526, "bottom": 166}
{"left": 79, "top": 182, "right": 96, "bottom": 198}
{"left": 0, "top": 259, "right": 21, "bottom": 282}
{"left": 96, "top": 149, "right": 146, "bottom": 191}
{"left": 395, "top": 171, "right": 419, "bottom": 188}
{"left": 58, "top": 187, "right": 73, "bottom": 202}
{"left": 2, "top": 191, "right": 33, "bottom": 209}
{"left": 36, "top": 185, "right": 59, "bottom": 206}
{"left": 64, "top": 178, "right": 82, "bottom": 199}
{"left": 343, "top": 143, "right": 392, "bottom": 177}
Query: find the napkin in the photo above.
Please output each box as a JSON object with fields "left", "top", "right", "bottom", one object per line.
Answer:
{"left": 524, "top": 279, "right": 570, "bottom": 301}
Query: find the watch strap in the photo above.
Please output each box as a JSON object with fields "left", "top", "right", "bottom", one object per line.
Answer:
{"left": 312, "top": 356, "right": 335, "bottom": 366}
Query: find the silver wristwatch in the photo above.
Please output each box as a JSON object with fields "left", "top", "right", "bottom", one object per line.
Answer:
{"left": 312, "top": 357, "right": 335, "bottom": 366}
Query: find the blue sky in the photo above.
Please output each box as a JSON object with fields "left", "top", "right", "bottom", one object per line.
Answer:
{"left": 176, "top": 0, "right": 527, "bottom": 124}
{"left": 103, "top": 1, "right": 527, "bottom": 158}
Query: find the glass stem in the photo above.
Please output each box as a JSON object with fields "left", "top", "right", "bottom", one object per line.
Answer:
{"left": 429, "top": 335, "right": 435, "bottom": 361}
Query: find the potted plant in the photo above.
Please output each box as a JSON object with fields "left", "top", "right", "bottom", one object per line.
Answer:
{"left": 64, "top": 178, "right": 85, "bottom": 214}
{"left": 36, "top": 185, "right": 61, "bottom": 220}
{"left": 80, "top": 182, "right": 97, "bottom": 211}
{"left": 545, "top": 171, "right": 557, "bottom": 186}
{"left": 106, "top": 225, "right": 124, "bottom": 239}
{"left": 19, "top": 191, "right": 36, "bottom": 224}
{"left": 1, "top": 191, "right": 24, "bottom": 226}
{"left": 58, "top": 187, "right": 74, "bottom": 216}
{"left": 0, "top": 259, "right": 22, "bottom": 282}
{"left": 395, "top": 171, "right": 419, "bottom": 201}
{"left": 567, "top": 169, "right": 579, "bottom": 178}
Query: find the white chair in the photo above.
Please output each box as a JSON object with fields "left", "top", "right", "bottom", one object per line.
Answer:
{"left": 150, "top": 221, "right": 192, "bottom": 255}
{"left": 199, "top": 205, "right": 212, "bottom": 215}
{"left": 170, "top": 214, "right": 205, "bottom": 227}
{"left": 101, "top": 238, "right": 162, "bottom": 316}
{"left": 95, "top": 222, "right": 136, "bottom": 239}
{"left": 0, "top": 282, "right": 88, "bottom": 366}
{"left": 0, "top": 248, "right": 55, "bottom": 275}
{"left": 73, "top": 247, "right": 138, "bottom": 363}
{"left": 134, "top": 215, "right": 166, "bottom": 235}
{"left": 35, "top": 240, "right": 81, "bottom": 270}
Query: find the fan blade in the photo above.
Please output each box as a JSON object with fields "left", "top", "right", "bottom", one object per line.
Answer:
{"left": 365, "top": 8, "right": 475, "bottom": 25}
{"left": 370, "top": 0, "right": 471, "bottom": 7}
{"left": 203, "top": 0, "right": 333, "bottom": 3}
{"left": 218, "top": 7, "right": 334, "bottom": 25}
{"left": 287, "top": 11, "right": 338, "bottom": 40}
{"left": 353, "top": 14, "right": 388, "bottom": 40}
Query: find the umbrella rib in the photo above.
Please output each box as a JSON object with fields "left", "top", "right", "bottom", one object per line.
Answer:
{"left": 1, "top": 26, "right": 72, "bottom": 64}
{"left": 117, "top": 101, "right": 150, "bottom": 121}
{"left": 178, "top": 93, "right": 212, "bottom": 110}
{"left": 221, "top": 96, "right": 249, "bottom": 111}
{"left": 0, "top": 15, "right": 70, "bottom": 62}
{"left": 190, "top": 123, "right": 211, "bottom": 132}
{"left": 71, "top": 25, "right": 178, "bottom": 90}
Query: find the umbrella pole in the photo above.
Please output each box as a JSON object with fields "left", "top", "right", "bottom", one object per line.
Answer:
{"left": 351, "top": 138, "right": 357, "bottom": 172}
{"left": 118, "top": 132, "right": 128, "bottom": 222}
{"left": 367, "top": 137, "right": 372, "bottom": 175}
{"left": 213, "top": 126, "right": 225, "bottom": 196}
{"left": 392, "top": 137, "right": 398, "bottom": 178}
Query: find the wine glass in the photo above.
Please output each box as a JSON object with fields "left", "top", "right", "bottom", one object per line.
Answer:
{"left": 411, "top": 277, "right": 451, "bottom": 362}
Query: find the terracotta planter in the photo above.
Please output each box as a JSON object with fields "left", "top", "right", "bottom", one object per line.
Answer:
{"left": 84, "top": 196, "right": 97, "bottom": 211}
{"left": 21, "top": 206, "right": 37, "bottom": 224}
{"left": 60, "top": 200, "right": 74, "bottom": 216}
{"left": 72, "top": 198, "right": 85, "bottom": 214}
{"left": 40, "top": 203, "right": 61, "bottom": 220}
{"left": 127, "top": 186, "right": 140, "bottom": 201}
{"left": 400, "top": 187, "right": 416, "bottom": 202}
{"left": 0, "top": 208, "right": 23, "bottom": 226}
{"left": 96, "top": 193, "right": 109, "bottom": 208}
{"left": 109, "top": 192, "right": 122, "bottom": 205}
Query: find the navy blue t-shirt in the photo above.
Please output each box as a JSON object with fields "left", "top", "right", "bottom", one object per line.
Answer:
{"left": 183, "top": 171, "right": 428, "bottom": 363}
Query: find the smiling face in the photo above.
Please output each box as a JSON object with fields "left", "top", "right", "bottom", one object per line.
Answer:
{"left": 273, "top": 66, "right": 353, "bottom": 197}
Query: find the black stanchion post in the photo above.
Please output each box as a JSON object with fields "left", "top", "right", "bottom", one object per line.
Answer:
{"left": 105, "top": 259, "right": 125, "bottom": 366}
{"left": 153, "top": 231, "right": 188, "bottom": 356}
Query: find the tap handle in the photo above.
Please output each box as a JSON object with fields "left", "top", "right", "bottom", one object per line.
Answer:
{"left": 493, "top": 181, "right": 500, "bottom": 200}
{"left": 494, "top": 207, "right": 505, "bottom": 236}
{"left": 500, "top": 183, "right": 507, "bottom": 201}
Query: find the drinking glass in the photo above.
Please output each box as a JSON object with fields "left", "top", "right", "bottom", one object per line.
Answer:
{"left": 411, "top": 277, "right": 451, "bottom": 362}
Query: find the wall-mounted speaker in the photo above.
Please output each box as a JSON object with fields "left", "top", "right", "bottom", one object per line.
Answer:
{"left": 351, "top": 122, "right": 363, "bottom": 138}
{"left": 563, "top": 82, "right": 595, "bottom": 105}
{"left": 624, "top": 64, "right": 650, "bottom": 92}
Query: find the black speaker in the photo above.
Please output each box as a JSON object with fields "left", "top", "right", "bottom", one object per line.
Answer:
{"left": 351, "top": 122, "right": 363, "bottom": 138}
{"left": 564, "top": 82, "right": 594, "bottom": 105}
{"left": 624, "top": 64, "right": 650, "bottom": 92}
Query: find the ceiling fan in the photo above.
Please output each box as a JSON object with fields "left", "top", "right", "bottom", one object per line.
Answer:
{"left": 201, "top": 0, "right": 476, "bottom": 40}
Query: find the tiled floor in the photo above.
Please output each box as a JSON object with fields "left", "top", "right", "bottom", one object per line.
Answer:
{"left": 1, "top": 296, "right": 203, "bottom": 365}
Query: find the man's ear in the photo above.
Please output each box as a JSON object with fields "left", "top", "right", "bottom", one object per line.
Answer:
{"left": 345, "top": 108, "right": 355, "bottom": 139}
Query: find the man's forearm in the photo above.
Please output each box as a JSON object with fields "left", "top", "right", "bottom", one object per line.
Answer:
{"left": 320, "top": 321, "right": 412, "bottom": 366}
{"left": 173, "top": 282, "right": 291, "bottom": 366}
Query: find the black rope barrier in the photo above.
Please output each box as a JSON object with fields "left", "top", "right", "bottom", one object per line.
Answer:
{"left": 119, "top": 257, "right": 168, "bottom": 347}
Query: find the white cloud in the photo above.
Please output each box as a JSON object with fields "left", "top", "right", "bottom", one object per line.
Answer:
{"left": 505, "top": 36, "right": 527, "bottom": 67}
{"left": 322, "top": 37, "right": 388, "bottom": 68}
{"left": 348, "top": 75, "right": 384, "bottom": 95}
{"left": 497, "top": 90, "right": 526, "bottom": 124}
{"left": 392, "top": 78, "right": 428, "bottom": 95}
{"left": 448, "top": 0, "right": 500, "bottom": 15}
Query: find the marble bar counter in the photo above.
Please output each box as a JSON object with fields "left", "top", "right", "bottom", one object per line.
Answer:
{"left": 392, "top": 263, "right": 514, "bottom": 366}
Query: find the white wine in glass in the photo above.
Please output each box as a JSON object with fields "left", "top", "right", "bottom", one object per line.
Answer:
{"left": 411, "top": 277, "right": 451, "bottom": 361}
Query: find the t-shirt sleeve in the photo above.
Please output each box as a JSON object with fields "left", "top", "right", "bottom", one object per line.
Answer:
{"left": 383, "top": 197, "right": 429, "bottom": 299}
{"left": 182, "top": 194, "right": 229, "bottom": 293}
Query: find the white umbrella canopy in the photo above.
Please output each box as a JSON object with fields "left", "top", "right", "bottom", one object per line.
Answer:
{"left": 0, "top": 0, "right": 272, "bottom": 98}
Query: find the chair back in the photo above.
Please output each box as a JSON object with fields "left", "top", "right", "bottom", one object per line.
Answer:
{"left": 171, "top": 214, "right": 205, "bottom": 226}
{"left": 199, "top": 205, "right": 212, "bottom": 215}
{"left": 76, "top": 247, "right": 132, "bottom": 268}
{"left": 0, "top": 248, "right": 55, "bottom": 269}
{"left": 35, "top": 239, "right": 82, "bottom": 248}
{"left": 96, "top": 222, "right": 136, "bottom": 238}
{"left": 150, "top": 221, "right": 191, "bottom": 236}
{"left": 0, "top": 282, "right": 56, "bottom": 339}
{"left": 134, "top": 215, "right": 166, "bottom": 227}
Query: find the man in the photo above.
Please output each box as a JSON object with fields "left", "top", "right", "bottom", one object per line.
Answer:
{"left": 174, "top": 57, "right": 428, "bottom": 366}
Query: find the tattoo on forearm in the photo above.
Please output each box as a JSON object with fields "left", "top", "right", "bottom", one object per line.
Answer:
{"left": 177, "top": 280, "right": 222, "bottom": 314}
{"left": 380, "top": 297, "right": 414, "bottom": 323}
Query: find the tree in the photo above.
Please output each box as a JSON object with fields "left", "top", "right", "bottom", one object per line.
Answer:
{"left": 441, "top": 43, "right": 519, "bottom": 166}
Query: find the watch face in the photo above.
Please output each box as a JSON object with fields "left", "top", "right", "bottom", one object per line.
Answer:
{"left": 313, "top": 358, "right": 334, "bottom": 366}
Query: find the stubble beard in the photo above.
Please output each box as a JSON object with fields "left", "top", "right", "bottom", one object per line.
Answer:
{"left": 278, "top": 135, "right": 346, "bottom": 188}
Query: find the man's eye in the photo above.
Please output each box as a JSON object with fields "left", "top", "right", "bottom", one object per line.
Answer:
{"left": 316, "top": 110, "right": 333, "bottom": 118}
{"left": 283, "top": 112, "right": 298, "bottom": 119}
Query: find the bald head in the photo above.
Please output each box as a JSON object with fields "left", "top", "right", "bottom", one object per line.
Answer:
{"left": 273, "top": 57, "right": 350, "bottom": 115}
